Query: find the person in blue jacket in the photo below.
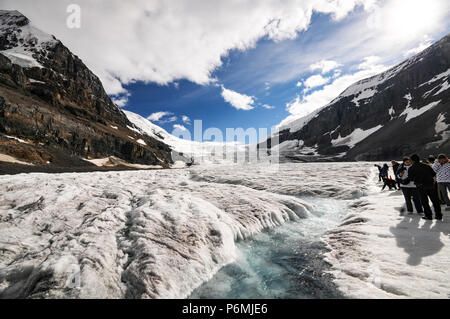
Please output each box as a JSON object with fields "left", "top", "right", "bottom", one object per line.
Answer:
{"left": 380, "top": 164, "right": 389, "bottom": 179}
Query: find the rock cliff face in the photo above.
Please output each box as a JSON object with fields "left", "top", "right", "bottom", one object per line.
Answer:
{"left": 265, "top": 33, "right": 450, "bottom": 161}
{"left": 0, "top": 10, "right": 172, "bottom": 171}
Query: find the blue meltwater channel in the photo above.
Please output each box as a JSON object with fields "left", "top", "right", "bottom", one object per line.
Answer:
{"left": 189, "top": 197, "right": 348, "bottom": 299}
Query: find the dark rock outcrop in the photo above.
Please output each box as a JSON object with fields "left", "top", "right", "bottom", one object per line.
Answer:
{"left": 266, "top": 33, "right": 450, "bottom": 161}
{"left": 0, "top": 10, "right": 172, "bottom": 170}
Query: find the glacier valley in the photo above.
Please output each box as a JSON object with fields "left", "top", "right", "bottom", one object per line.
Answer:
{"left": 1, "top": 162, "right": 450, "bottom": 299}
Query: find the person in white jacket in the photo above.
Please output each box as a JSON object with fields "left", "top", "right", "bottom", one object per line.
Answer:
{"left": 398, "top": 157, "right": 423, "bottom": 214}
{"left": 432, "top": 154, "right": 450, "bottom": 209}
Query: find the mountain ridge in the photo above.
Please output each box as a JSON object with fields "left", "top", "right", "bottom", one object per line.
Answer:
{"left": 265, "top": 33, "right": 450, "bottom": 161}
{"left": 0, "top": 10, "right": 173, "bottom": 172}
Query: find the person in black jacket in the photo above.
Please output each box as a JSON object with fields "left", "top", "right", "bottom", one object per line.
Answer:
{"left": 391, "top": 160, "right": 401, "bottom": 188}
{"left": 404, "top": 154, "right": 443, "bottom": 220}
{"left": 374, "top": 164, "right": 383, "bottom": 182}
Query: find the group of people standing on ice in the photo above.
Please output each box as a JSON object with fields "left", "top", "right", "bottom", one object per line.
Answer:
{"left": 375, "top": 154, "right": 450, "bottom": 221}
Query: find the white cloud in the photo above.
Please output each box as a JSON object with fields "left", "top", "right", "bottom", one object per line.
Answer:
{"left": 303, "top": 74, "right": 330, "bottom": 90}
{"left": 147, "top": 111, "right": 177, "bottom": 123}
{"left": 228, "top": 0, "right": 450, "bottom": 89}
{"left": 0, "top": 0, "right": 379, "bottom": 96}
{"left": 358, "top": 56, "right": 381, "bottom": 70}
{"left": 332, "top": 70, "right": 342, "bottom": 78}
{"left": 262, "top": 104, "right": 275, "bottom": 110}
{"left": 281, "top": 56, "right": 388, "bottom": 126}
{"left": 112, "top": 96, "right": 128, "bottom": 108}
{"left": 221, "top": 86, "right": 255, "bottom": 111}
{"left": 296, "top": 81, "right": 303, "bottom": 87}
{"left": 366, "top": 0, "right": 447, "bottom": 44}
{"left": 403, "top": 36, "right": 433, "bottom": 57}
{"left": 147, "top": 112, "right": 171, "bottom": 122}
{"left": 173, "top": 124, "right": 188, "bottom": 131}
{"left": 310, "top": 60, "right": 342, "bottom": 74}
{"left": 182, "top": 115, "right": 191, "bottom": 125}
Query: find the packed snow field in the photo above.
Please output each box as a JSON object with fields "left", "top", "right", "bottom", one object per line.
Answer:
{"left": 324, "top": 171, "right": 450, "bottom": 298}
{"left": 0, "top": 163, "right": 449, "bottom": 299}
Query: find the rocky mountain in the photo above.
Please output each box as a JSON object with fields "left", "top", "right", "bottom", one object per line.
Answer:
{"left": 265, "top": 33, "right": 450, "bottom": 161}
{"left": 0, "top": 10, "right": 173, "bottom": 173}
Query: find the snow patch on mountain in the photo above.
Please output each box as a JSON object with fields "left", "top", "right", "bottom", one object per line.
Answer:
{"left": 331, "top": 125, "right": 383, "bottom": 149}
{"left": 0, "top": 10, "right": 57, "bottom": 69}
{"left": 124, "top": 110, "right": 246, "bottom": 163}
{"left": 433, "top": 80, "right": 449, "bottom": 96}
{"left": 435, "top": 113, "right": 449, "bottom": 134}
{"left": 419, "top": 68, "right": 450, "bottom": 87}
{"left": 0, "top": 153, "right": 33, "bottom": 165}
{"left": 351, "top": 88, "right": 378, "bottom": 107}
{"left": 388, "top": 106, "right": 395, "bottom": 119}
{"left": 136, "top": 139, "right": 146, "bottom": 146}
{"left": 400, "top": 100, "right": 441, "bottom": 123}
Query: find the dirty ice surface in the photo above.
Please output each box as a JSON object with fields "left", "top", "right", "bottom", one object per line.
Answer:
{"left": 1, "top": 163, "right": 450, "bottom": 299}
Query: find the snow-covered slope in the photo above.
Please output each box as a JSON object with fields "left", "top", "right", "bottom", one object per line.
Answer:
{"left": 0, "top": 10, "right": 57, "bottom": 68}
{"left": 124, "top": 110, "right": 246, "bottom": 165}
{"left": 268, "top": 33, "right": 450, "bottom": 161}
{"left": 0, "top": 10, "right": 173, "bottom": 170}
{"left": 124, "top": 110, "right": 198, "bottom": 155}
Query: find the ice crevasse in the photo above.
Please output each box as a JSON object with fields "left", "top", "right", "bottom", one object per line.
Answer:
{"left": 0, "top": 168, "right": 315, "bottom": 299}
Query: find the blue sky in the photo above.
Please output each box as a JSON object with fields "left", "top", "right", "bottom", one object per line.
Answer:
{"left": 3, "top": 0, "right": 450, "bottom": 142}
{"left": 119, "top": 4, "right": 450, "bottom": 141}
{"left": 121, "top": 13, "right": 350, "bottom": 138}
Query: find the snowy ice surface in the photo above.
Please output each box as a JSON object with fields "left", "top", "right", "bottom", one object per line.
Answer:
{"left": 331, "top": 125, "right": 383, "bottom": 149}
{"left": 324, "top": 167, "right": 450, "bottom": 298}
{"left": 400, "top": 100, "right": 441, "bottom": 123}
{"left": 1, "top": 163, "right": 449, "bottom": 299}
{"left": 5, "top": 163, "right": 364, "bottom": 298}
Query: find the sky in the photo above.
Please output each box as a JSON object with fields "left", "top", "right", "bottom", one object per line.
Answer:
{"left": 1, "top": 0, "right": 450, "bottom": 142}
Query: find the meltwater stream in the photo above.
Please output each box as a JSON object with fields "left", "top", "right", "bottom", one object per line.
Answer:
{"left": 190, "top": 197, "right": 348, "bottom": 299}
